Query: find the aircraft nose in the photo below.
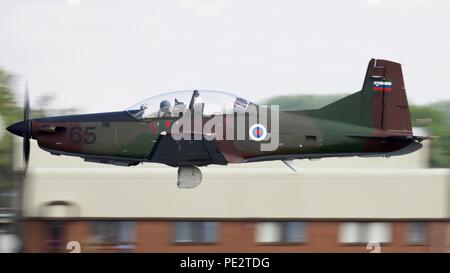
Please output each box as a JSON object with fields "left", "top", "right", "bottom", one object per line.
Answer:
{"left": 7, "top": 121, "right": 24, "bottom": 137}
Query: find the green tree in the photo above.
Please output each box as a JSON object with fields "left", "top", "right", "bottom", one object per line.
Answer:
{"left": 410, "top": 105, "right": 450, "bottom": 168}
{"left": 0, "top": 68, "right": 20, "bottom": 193}
{"left": 263, "top": 94, "right": 346, "bottom": 111}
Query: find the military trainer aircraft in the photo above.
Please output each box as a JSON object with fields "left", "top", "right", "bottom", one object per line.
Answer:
{"left": 7, "top": 59, "right": 428, "bottom": 188}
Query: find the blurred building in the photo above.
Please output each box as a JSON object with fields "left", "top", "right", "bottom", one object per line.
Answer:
{"left": 11, "top": 130, "right": 450, "bottom": 253}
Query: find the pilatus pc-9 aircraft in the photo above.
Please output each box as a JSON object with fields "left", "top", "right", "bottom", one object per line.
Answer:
{"left": 7, "top": 59, "right": 428, "bottom": 188}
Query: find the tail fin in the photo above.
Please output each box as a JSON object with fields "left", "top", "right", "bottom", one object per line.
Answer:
{"left": 317, "top": 59, "right": 412, "bottom": 134}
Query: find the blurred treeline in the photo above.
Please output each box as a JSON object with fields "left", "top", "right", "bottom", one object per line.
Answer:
{"left": 0, "top": 69, "right": 20, "bottom": 193}
{"left": 410, "top": 102, "right": 450, "bottom": 168}
{"left": 265, "top": 95, "right": 450, "bottom": 168}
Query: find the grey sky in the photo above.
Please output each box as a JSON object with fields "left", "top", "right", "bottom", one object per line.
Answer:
{"left": 0, "top": 0, "right": 449, "bottom": 113}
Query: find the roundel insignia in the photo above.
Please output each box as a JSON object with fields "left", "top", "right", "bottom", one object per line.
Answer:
{"left": 249, "top": 124, "right": 267, "bottom": 141}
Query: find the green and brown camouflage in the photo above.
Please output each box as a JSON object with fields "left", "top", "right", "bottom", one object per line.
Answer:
{"left": 7, "top": 59, "right": 427, "bottom": 169}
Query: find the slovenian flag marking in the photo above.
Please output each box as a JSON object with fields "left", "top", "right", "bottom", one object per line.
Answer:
{"left": 373, "top": 81, "right": 392, "bottom": 91}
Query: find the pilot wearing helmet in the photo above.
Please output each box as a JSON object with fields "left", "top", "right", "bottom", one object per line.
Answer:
{"left": 158, "top": 100, "right": 171, "bottom": 117}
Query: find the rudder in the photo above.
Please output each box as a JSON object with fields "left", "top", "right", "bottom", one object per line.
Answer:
{"left": 317, "top": 59, "right": 412, "bottom": 134}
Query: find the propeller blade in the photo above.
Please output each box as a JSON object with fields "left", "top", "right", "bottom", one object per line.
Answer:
{"left": 23, "top": 134, "right": 30, "bottom": 168}
{"left": 23, "top": 83, "right": 31, "bottom": 170}
{"left": 24, "top": 83, "right": 29, "bottom": 124}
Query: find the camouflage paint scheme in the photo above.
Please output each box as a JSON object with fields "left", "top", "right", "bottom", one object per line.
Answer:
{"left": 10, "top": 59, "right": 425, "bottom": 167}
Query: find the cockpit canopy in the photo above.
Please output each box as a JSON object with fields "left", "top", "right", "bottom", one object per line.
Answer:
{"left": 127, "top": 90, "right": 254, "bottom": 119}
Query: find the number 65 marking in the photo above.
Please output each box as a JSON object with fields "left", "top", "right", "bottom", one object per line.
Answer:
{"left": 69, "top": 127, "right": 96, "bottom": 144}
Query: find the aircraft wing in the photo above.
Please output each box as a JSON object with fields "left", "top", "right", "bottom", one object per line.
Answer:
{"left": 148, "top": 133, "right": 227, "bottom": 167}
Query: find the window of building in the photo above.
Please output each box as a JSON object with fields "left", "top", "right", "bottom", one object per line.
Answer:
{"left": 447, "top": 224, "right": 450, "bottom": 250}
{"left": 173, "top": 221, "right": 218, "bottom": 244}
{"left": 0, "top": 223, "right": 12, "bottom": 234}
{"left": 406, "top": 222, "right": 427, "bottom": 244}
{"left": 89, "top": 221, "right": 136, "bottom": 246}
{"left": 255, "top": 222, "right": 307, "bottom": 244}
{"left": 338, "top": 222, "right": 392, "bottom": 244}
{"left": 48, "top": 221, "right": 66, "bottom": 252}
